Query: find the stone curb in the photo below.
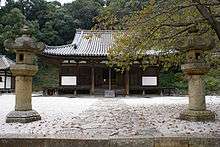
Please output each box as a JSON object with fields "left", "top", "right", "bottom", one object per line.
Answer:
{"left": 0, "top": 137, "right": 220, "bottom": 147}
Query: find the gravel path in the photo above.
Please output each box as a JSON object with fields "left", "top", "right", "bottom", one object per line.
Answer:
{"left": 0, "top": 94, "right": 219, "bottom": 139}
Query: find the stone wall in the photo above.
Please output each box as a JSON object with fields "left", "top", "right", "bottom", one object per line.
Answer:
{"left": 0, "top": 137, "right": 219, "bottom": 147}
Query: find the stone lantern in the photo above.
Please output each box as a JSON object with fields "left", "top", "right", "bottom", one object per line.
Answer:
{"left": 180, "top": 26, "right": 215, "bottom": 121}
{"left": 4, "top": 26, "right": 44, "bottom": 123}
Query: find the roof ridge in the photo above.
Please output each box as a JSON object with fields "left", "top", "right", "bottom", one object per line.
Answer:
{"left": 72, "top": 30, "right": 84, "bottom": 46}
{"left": 46, "top": 44, "right": 74, "bottom": 49}
{"left": 76, "top": 29, "right": 121, "bottom": 33}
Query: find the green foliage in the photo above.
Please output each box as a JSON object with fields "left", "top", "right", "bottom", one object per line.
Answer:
{"left": 96, "top": 0, "right": 220, "bottom": 95}
{"left": 159, "top": 66, "right": 220, "bottom": 95}
{"left": 97, "top": 0, "right": 220, "bottom": 70}
{"left": 0, "top": 0, "right": 103, "bottom": 48}
{"left": 0, "top": 8, "right": 25, "bottom": 58}
{"left": 95, "top": 0, "right": 149, "bottom": 29}
{"left": 159, "top": 71, "right": 188, "bottom": 95}
{"left": 204, "top": 64, "right": 220, "bottom": 95}
{"left": 33, "top": 60, "right": 59, "bottom": 91}
{"left": 65, "top": 0, "right": 103, "bottom": 29}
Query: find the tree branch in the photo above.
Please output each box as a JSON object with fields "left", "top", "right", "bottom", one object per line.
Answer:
{"left": 192, "top": 0, "right": 220, "bottom": 40}
{"left": 141, "top": 1, "right": 219, "bottom": 28}
{"left": 157, "top": 27, "right": 191, "bottom": 40}
{"left": 160, "top": 22, "right": 195, "bottom": 27}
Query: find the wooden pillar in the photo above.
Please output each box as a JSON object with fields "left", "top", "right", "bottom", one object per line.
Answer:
{"left": 125, "top": 70, "right": 129, "bottom": 95}
{"left": 4, "top": 70, "right": 7, "bottom": 90}
{"left": 77, "top": 62, "right": 80, "bottom": 83}
{"left": 58, "top": 63, "right": 62, "bottom": 87}
{"left": 91, "top": 65, "right": 95, "bottom": 95}
{"left": 75, "top": 62, "right": 80, "bottom": 96}
{"left": 108, "top": 68, "right": 111, "bottom": 90}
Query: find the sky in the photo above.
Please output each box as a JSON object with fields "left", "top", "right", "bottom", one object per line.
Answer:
{"left": 0, "top": 0, "right": 75, "bottom": 6}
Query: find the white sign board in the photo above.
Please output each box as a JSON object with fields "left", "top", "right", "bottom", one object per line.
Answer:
{"left": 6, "top": 77, "right": 11, "bottom": 88}
{"left": 142, "top": 76, "right": 157, "bottom": 86}
{"left": 61, "top": 76, "right": 77, "bottom": 86}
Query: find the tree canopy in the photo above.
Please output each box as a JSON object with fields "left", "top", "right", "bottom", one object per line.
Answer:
{"left": 0, "top": 0, "right": 104, "bottom": 56}
{"left": 96, "top": 0, "right": 220, "bottom": 70}
{"left": 95, "top": 0, "right": 149, "bottom": 29}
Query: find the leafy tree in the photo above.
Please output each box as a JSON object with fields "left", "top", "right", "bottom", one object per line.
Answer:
{"left": 97, "top": 0, "right": 220, "bottom": 94}
{"left": 33, "top": 61, "right": 59, "bottom": 91}
{"left": 98, "top": 0, "right": 220, "bottom": 70}
{"left": 96, "top": 0, "right": 149, "bottom": 29}
{"left": 0, "top": 0, "right": 103, "bottom": 47}
{"left": 0, "top": 8, "right": 26, "bottom": 57}
{"left": 65, "top": 0, "right": 103, "bottom": 29}
{"left": 204, "top": 51, "right": 220, "bottom": 94}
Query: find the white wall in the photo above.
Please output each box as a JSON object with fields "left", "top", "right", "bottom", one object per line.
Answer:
{"left": 6, "top": 77, "right": 11, "bottom": 88}
{"left": 0, "top": 76, "right": 11, "bottom": 89}
{"left": 0, "top": 76, "right": 4, "bottom": 88}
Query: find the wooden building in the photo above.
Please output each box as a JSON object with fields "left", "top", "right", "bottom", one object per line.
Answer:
{"left": 0, "top": 55, "right": 15, "bottom": 93}
{"left": 42, "top": 30, "right": 161, "bottom": 96}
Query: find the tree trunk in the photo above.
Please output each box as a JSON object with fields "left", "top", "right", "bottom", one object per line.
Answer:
{"left": 192, "top": 0, "right": 220, "bottom": 40}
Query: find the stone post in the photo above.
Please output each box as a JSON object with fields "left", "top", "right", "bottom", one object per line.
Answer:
{"left": 179, "top": 26, "right": 215, "bottom": 121}
{"left": 4, "top": 25, "right": 44, "bottom": 123}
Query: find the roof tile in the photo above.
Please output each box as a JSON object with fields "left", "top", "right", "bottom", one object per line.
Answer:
{"left": 0, "top": 55, "right": 15, "bottom": 70}
{"left": 43, "top": 30, "right": 173, "bottom": 57}
{"left": 43, "top": 30, "right": 114, "bottom": 57}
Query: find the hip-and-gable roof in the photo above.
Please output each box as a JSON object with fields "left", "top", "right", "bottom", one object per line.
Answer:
{"left": 42, "top": 29, "right": 172, "bottom": 58}
{"left": 43, "top": 30, "right": 115, "bottom": 57}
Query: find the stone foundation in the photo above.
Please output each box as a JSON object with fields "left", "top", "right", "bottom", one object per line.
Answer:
{"left": 6, "top": 110, "right": 41, "bottom": 123}
{"left": 180, "top": 110, "right": 215, "bottom": 121}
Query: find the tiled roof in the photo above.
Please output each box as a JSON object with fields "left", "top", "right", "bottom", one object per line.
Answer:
{"left": 43, "top": 30, "right": 174, "bottom": 57}
{"left": 43, "top": 30, "right": 115, "bottom": 57}
{"left": 0, "top": 55, "right": 15, "bottom": 70}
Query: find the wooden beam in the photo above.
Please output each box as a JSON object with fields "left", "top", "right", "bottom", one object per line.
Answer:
{"left": 40, "top": 54, "right": 107, "bottom": 62}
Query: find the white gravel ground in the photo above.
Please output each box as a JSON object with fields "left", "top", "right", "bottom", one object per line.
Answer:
{"left": 0, "top": 94, "right": 219, "bottom": 139}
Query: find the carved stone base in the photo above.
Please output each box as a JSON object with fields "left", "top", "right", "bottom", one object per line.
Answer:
{"left": 6, "top": 110, "right": 41, "bottom": 123}
{"left": 180, "top": 110, "right": 215, "bottom": 121}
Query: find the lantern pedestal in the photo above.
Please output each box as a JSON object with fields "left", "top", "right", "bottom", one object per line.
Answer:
{"left": 6, "top": 110, "right": 41, "bottom": 123}
{"left": 6, "top": 64, "right": 41, "bottom": 123}
{"left": 180, "top": 110, "right": 215, "bottom": 122}
{"left": 179, "top": 26, "right": 216, "bottom": 122}
{"left": 4, "top": 25, "right": 44, "bottom": 123}
{"left": 180, "top": 63, "right": 215, "bottom": 121}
